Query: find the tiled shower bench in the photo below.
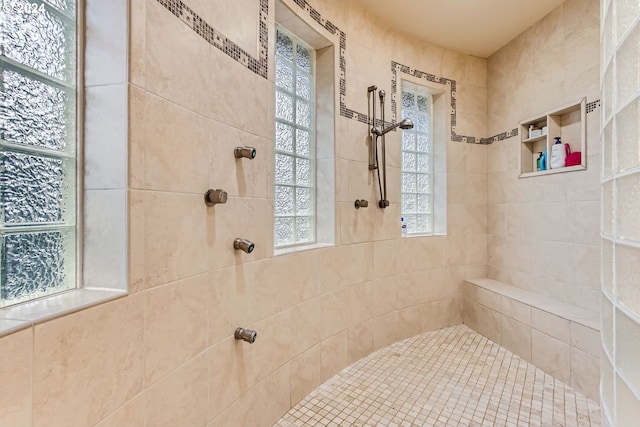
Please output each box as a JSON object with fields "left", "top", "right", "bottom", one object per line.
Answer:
{"left": 463, "top": 278, "right": 600, "bottom": 401}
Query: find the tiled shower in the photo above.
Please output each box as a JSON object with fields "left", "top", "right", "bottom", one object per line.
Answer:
{"left": 0, "top": 0, "right": 637, "bottom": 426}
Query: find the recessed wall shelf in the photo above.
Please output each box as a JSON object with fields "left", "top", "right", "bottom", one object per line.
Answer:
{"left": 519, "top": 97, "right": 586, "bottom": 178}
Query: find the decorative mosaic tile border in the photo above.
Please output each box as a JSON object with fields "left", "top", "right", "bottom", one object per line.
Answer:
{"left": 155, "top": 0, "right": 269, "bottom": 78}
{"left": 155, "top": 0, "right": 601, "bottom": 145}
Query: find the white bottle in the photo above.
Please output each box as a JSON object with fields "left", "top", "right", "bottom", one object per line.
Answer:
{"left": 401, "top": 217, "right": 407, "bottom": 237}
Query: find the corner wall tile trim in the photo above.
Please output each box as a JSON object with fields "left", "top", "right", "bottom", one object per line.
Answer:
{"left": 154, "top": 0, "right": 601, "bottom": 145}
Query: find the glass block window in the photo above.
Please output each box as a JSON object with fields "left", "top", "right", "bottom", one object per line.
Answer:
{"left": 401, "top": 85, "right": 433, "bottom": 235}
{"left": 0, "top": 1, "right": 77, "bottom": 307}
{"left": 274, "top": 26, "right": 315, "bottom": 247}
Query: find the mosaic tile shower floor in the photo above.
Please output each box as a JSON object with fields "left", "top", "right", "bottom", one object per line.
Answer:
{"left": 273, "top": 325, "right": 600, "bottom": 427}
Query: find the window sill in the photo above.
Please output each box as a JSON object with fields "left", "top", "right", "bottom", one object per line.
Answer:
{"left": 0, "top": 288, "right": 127, "bottom": 338}
{"left": 275, "top": 242, "right": 334, "bottom": 256}
{"left": 404, "top": 232, "right": 446, "bottom": 238}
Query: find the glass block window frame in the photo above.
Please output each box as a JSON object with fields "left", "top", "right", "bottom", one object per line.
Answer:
{"left": 0, "top": 0, "right": 78, "bottom": 307}
{"left": 274, "top": 25, "right": 316, "bottom": 247}
{"left": 401, "top": 85, "right": 434, "bottom": 235}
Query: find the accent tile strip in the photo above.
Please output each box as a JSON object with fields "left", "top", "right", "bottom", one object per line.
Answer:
{"left": 154, "top": 0, "right": 601, "bottom": 145}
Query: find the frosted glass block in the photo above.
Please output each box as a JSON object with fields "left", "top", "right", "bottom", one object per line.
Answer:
{"left": 416, "top": 194, "right": 431, "bottom": 213}
{"left": 405, "top": 214, "right": 417, "bottom": 234}
{"left": 2, "top": 0, "right": 76, "bottom": 82}
{"left": 296, "top": 158, "right": 311, "bottom": 186}
{"left": 296, "top": 100, "right": 311, "bottom": 128}
{"left": 44, "top": 0, "right": 76, "bottom": 14}
{"left": 416, "top": 113, "right": 429, "bottom": 133}
{"left": 604, "top": 62, "right": 615, "bottom": 121}
{"left": 402, "top": 193, "right": 416, "bottom": 214}
{"left": 603, "top": 1, "right": 615, "bottom": 64}
{"left": 618, "top": 0, "right": 640, "bottom": 41}
{"left": 617, "top": 97, "right": 640, "bottom": 172}
{"left": 402, "top": 132, "right": 416, "bottom": 151}
{"left": 402, "top": 152, "right": 416, "bottom": 172}
{"left": 617, "top": 23, "right": 640, "bottom": 106}
{"left": 1, "top": 151, "right": 74, "bottom": 225}
{"left": 603, "top": 120, "right": 614, "bottom": 178}
{"left": 276, "top": 91, "right": 293, "bottom": 122}
{"left": 275, "top": 56, "right": 293, "bottom": 92}
{"left": 296, "top": 44, "right": 311, "bottom": 72}
{"left": 402, "top": 92, "right": 415, "bottom": 110}
{"left": 602, "top": 180, "right": 613, "bottom": 235}
{"left": 1, "top": 69, "right": 75, "bottom": 151}
{"left": 615, "top": 310, "right": 640, "bottom": 392}
{"left": 617, "top": 243, "right": 640, "bottom": 317}
{"left": 616, "top": 173, "right": 640, "bottom": 242}
{"left": 416, "top": 173, "right": 430, "bottom": 193}
{"left": 602, "top": 239, "right": 614, "bottom": 296}
{"left": 417, "top": 154, "right": 430, "bottom": 173}
{"left": 296, "top": 129, "right": 310, "bottom": 156}
{"left": 275, "top": 185, "right": 294, "bottom": 216}
{"left": 417, "top": 95, "right": 430, "bottom": 113}
{"left": 0, "top": 228, "right": 75, "bottom": 307}
{"left": 402, "top": 173, "right": 416, "bottom": 193}
{"left": 602, "top": 295, "right": 613, "bottom": 356}
{"left": 276, "top": 31, "right": 293, "bottom": 61}
{"left": 616, "top": 373, "right": 640, "bottom": 426}
{"left": 601, "top": 353, "right": 615, "bottom": 419}
{"left": 416, "top": 214, "right": 431, "bottom": 233}
{"left": 417, "top": 135, "right": 430, "bottom": 153}
{"left": 295, "top": 216, "right": 312, "bottom": 242}
{"left": 275, "top": 154, "right": 294, "bottom": 184}
{"left": 275, "top": 122, "right": 294, "bottom": 153}
{"left": 296, "top": 71, "right": 312, "bottom": 101}
{"left": 296, "top": 187, "right": 311, "bottom": 215}
{"left": 275, "top": 217, "right": 294, "bottom": 246}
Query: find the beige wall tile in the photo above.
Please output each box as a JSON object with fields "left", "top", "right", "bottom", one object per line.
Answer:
{"left": 348, "top": 281, "right": 373, "bottom": 327}
{"left": 0, "top": 328, "right": 32, "bottom": 427}
{"left": 570, "top": 323, "right": 600, "bottom": 357}
{"left": 501, "top": 296, "right": 531, "bottom": 325}
{"left": 321, "top": 289, "right": 349, "bottom": 340}
{"left": 33, "top": 297, "right": 144, "bottom": 427}
{"left": 209, "top": 265, "right": 256, "bottom": 346}
{"left": 208, "top": 337, "right": 257, "bottom": 421}
{"left": 321, "top": 331, "right": 348, "bottom": 381}
{"left": 501, "top": 315, "right": 532, "bottom": 362}
{"left": 144, "top": 274, "right": 208, "bottom": 385}
{"left": 476, "top": 304, "right": 501, "bottom": 344}
{"left": 531, "top": 329, "right": 571, "bottom": 384}
{"left": 289, "top": 298, "right": 323, "bottom": 358}
{"left": 94, "top": 395, "right": 144, "bottom": 427}
{"left": 143, "top": 192, "right": 209, "bottom": 288}
{"left": 420, "top": 298, "right": 463, "bottom": 332}
{"left": 531, "top": 308, "right": 571, "bottom": 344}
{"left": 128, "top": 190, "right": 146, "bottom": 293}
{"left": 373, "top": 239, "right": 399, "bottom": 278}
{"left": 396, "top": 271, "right": 425, "bottom": 309}
{"left": 570, "top": 347, "right": 599, "bottom": 401}
{"left": 145, "top": 353, "right": 208, "bottom": 427}
{"left": 208, "top": 365, "right": 290, "bottom": 427}
{"left": 145, "top": 0, "right": 211, "bottom": 114}
{"left": 290, "top": 345, "right": 322, "bottom": 405}
{"left": 616, "top": 373, "right": 640, "bottom": 427}
{"left": 372, "top": 276, "right": 397, "bottom": 316}
{"left": 348, "top": 320, "right": 373, "bottom": 364}
{"left": 372, "top": 312, "right": 398, "bottom": 351}
{"left": 253, "top": 310, "right": 292, "bottom": 381}
{"left": 396, "top": 305, "right": 423, "bottom": 340}
{"left": 476, "top": 287, "right": 501, "bottom": 311}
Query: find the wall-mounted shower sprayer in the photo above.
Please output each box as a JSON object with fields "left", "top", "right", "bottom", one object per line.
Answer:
{"left": 367, "top": 85, "right": 414, "bottom": 209}
{"left": 233, "top": 238, "right": 255, "bottom": 253}
{"left": 234, "top": 146, "right": 257, "bottom": 159}
{"left": 354, "top": 199, "right": 369, "bottom": 209}
{"left": 204, "top": 189, "right": 228, "bottom": 206}
{"left": 234, "top": 327, "right": 257, "bottom": 343}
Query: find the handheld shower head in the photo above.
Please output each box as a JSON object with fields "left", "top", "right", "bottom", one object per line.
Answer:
{"left": 372, "top": 118, "right": 414, "bottom": 136}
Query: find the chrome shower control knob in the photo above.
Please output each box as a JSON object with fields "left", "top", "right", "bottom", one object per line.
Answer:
{"left": 204, "top": 189, "right": 228, "bottom": 206}
{"left": 234, "top": 146, "right": 257, "bottom": 159}
{"left": 234, "top": 327, "right": 257, "bottom": 343}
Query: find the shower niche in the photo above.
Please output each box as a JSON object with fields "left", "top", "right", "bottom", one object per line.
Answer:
{"left": 518, "top": 97, "right": 586, "bottom": 178}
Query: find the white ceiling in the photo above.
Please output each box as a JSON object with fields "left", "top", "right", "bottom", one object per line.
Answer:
{"left": 355, "top": 0, "right": 567, "bottom": 58}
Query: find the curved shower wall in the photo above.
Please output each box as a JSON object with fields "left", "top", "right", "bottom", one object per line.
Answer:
{"left": 2, "top": 1, "right": 485, "bottom": 427}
